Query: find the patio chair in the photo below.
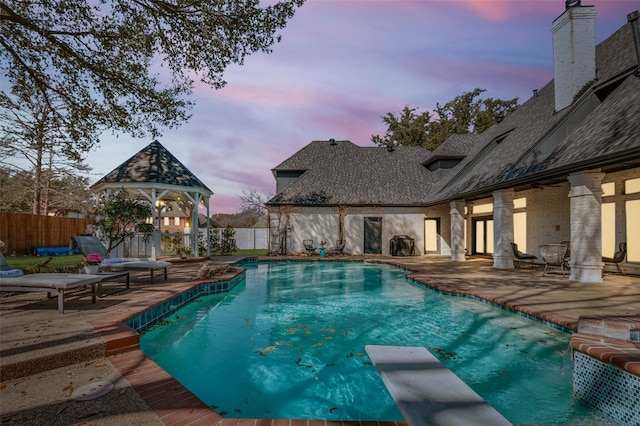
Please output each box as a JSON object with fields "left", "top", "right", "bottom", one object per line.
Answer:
{"left": 539, "top": 244, "right": 568, "bottom": 276}
{"left": 510, "top": 242, "right": 537, "bottom": 270}
{"left": 602, "top": 242, "right": 626, "bottom": 275}
{"left": 70, "top": 236, "right": 171, "bottom": 283}
{"left": 329, "top": 240, "right": 346, "bottom": 255}
{"left": 303, "top": 240, "right": 316, "bottom": 255}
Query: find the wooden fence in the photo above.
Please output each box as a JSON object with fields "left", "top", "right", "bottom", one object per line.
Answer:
{"left": 0, "top": 212, "right": 94, "bottom": 255}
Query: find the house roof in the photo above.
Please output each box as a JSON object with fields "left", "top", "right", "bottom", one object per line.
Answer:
{"left": 91, "top": 140, "right": 213, "bottom": 196}
{"left": 268, "top": 140, "right": 434, "bottom": 206}
{"left": 269, "top": 16, "right": 640, "bottom": 208}
{"left": 430, "top": 21, "right": 640, "bottom": 203}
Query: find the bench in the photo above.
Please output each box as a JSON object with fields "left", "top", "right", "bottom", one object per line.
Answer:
{"left": 365, "top": 345, "right": 512, "bottom": 426}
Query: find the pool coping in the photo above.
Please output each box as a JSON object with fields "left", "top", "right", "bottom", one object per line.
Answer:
{"left": 91, "top": 258, "right": 639, "bottom": 426}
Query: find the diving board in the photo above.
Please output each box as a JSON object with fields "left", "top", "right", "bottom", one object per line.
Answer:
{"left": 365, "top": 345, "right": 512, "bottom": 426}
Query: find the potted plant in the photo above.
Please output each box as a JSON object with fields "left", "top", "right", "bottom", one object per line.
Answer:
{"left": 175, "top": 244, "right": 191, "bottom": 259}
{"left": 82, "top": 253, "right": 103, "bottom": 274}
{"left": 319, "top": 240, "right": 327, "bottom": 257}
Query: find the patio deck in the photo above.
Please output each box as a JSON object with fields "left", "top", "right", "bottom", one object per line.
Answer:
{"left": 0, "top": 255, "right": 638, "bottom": 425}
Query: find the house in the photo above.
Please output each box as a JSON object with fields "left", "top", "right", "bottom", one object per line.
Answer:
{"left": 266, "top": 4, "right": 640, "bottom": 282}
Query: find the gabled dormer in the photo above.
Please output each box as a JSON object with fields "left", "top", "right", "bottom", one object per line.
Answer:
{"left": 423, "top": 156, "right": 465, "bottom": 180}
{"left": 274, "top": 169, "right": 306, "bottom": 193}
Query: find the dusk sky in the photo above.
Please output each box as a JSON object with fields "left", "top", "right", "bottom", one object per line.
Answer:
{"left": 87, "top": 0, "right": 639, "bottom": 214}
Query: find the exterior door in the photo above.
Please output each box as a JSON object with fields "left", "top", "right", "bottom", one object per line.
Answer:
{"left": 473, "top": 217, "right": 494, "bottom": 255}
{"left": 424, "top": 218, "right": 440, "bottom": 254}
{"left": 364, "top": 217, "right": 382, "bottom": 254}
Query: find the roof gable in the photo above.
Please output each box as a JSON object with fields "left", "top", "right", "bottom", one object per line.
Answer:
{"left": 269, "top": 140, "right": 434, "bottom": 206}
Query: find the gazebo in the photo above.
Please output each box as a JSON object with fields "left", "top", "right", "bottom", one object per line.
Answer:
{"left": 91, "top": 140, "right": 213, "bottom": 259}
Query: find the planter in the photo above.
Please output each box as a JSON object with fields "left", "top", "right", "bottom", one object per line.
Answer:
{"left": 84, "top": 265, "right": 99, "bottom": 275}
{"left": 319, "top": 247, "right": 326, "bottom": 257}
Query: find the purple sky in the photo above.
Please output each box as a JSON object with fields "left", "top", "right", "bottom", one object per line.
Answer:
{"left": 88, "top": 0, "right": 638, "bottom": 213}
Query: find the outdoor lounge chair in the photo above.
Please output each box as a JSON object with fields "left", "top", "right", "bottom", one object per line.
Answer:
{"left": 328, "top": 240, "right": 346, "bottom": 255}
{"left": 303, "top": 240, "right": 316, "bottom": 255}
{"left": 539, "top": 244, "right": 568, "bottom": 276}
{"left": 602, "top": 242, "right": 626, "bottom": 275}
{"left": 0, "top": 273, "right": 104, "bottom": 313}
{"left": 510, "top": 242, "right": 537, "bottom": 269}
{"left": 0, "top": 252, "right": 102, "bottom": 313}
{"left": 70, "top": 235, "right": 170, "bottom": 283}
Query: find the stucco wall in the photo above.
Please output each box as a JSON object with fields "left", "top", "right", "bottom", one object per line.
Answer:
{"left": 281, "top": 206, "right": 428, "bottom": 255}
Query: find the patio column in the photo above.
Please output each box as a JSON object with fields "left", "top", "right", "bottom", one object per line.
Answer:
{"left": 568, "top": 170, "right": 605, "bottom": 282}
{"left": 492, "top": 189, "right": 515, "bottom": 269}
{"left": 450, "top": 199, "right": 466, "bottom": 261}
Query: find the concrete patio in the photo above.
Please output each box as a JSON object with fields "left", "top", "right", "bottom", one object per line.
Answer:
{"left": 0, "top": 255, "right": 638, "bottom": 425}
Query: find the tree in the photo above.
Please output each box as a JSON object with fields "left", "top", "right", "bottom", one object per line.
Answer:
{"left": 94, "top": 190, "right": 152, "bottom": 252}
{"left": 0, "top": 90, "right": 93, "bottom": 215}
{"left": 240, "top": 187, "right": 272, "bottom": 216}
{"left": 220, "top": 226, "right": 239, "bottom": 255}
{"left": 0, "top": 0, "right": 305, "bottom": 143}
{"left": 0, "top": 167, "right": 31, "bottom": 212}
{"left": 371, "top": 106, "right": 433, "bottom": 149}
{"left": 372, "top": 88, "right": 519, "bottom": 151}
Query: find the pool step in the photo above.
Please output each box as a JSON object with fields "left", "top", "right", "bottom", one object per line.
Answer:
{"left": 92, "top": 319, "right": 140, "bottom": 356}
{"left": 365, "top": 345, "right": 512, "bottom": 426}
{"left": 577, "top": 315, "right": 640, "bottom": 341}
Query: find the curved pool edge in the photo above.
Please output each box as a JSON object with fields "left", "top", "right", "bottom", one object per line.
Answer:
{"left": 96, "top": 257, "right": 639, "bottom": 426}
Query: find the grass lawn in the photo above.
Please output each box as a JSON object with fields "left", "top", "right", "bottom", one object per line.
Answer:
{"left": 4, "top": 254, "right": 85, "bottom": 273}
{"left": 4, "top": 249, "right": 269, "bottom": 273}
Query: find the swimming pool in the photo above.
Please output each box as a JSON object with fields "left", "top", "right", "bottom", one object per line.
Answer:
{"left": 140, "top": 261, "right": 614, "bottom": 424}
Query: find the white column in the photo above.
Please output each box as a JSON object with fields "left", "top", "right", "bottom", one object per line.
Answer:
{"left": 450, "top": 200, "right": 466, "bottom": 261}
{"left": 492, "top": 189, "right": 515, "bottom": 269}
{"left": 568, "top": 170, "right": 605, "bottom": 282}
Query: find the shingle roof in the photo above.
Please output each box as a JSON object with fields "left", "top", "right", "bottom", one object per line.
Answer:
{"left": 92, "top": 140, "right": 213, "bottom": 194}
{"left": 428, "top": 134, "right": 479, "bottom": 158}
{"left": 268, "top": 140, "right": 434, "bottom": 205}
{"left": 269, "top": 18, "right": 639, "bottom": 208}
{"left": 430, "top": 22, "right": 640, "bottom": 202}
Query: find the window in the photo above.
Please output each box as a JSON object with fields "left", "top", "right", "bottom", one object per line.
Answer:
{"left": 626, "top": 200, "right": 639, "bottom": 262}
{"left": 601, "top": 203, "right": 615, "bottom": 258}
{"left": 163, "top": 217, "right": 170, "bottom": 226}
{"left": 602, "top": 182, "right": 615, "bottom": 197}
{"left": 174, "top": 217, "right": 181, "bottom": 226}
{"left": 514, "top": 212, "right": 527, "bottom": 251}
{"left": 513, "top": 198, "right": 526, "bottom": 209}
{"left": 424, "top": 157, "right": 463, "bottom": 172}
{"left": 625, "top": 178, "right": 640, "bottom": 194}
{"left": 472, "top": 203, "right": 493, "bottom": 214}
{"left": 276, "top": 170, "right": 305, "bottom": 178}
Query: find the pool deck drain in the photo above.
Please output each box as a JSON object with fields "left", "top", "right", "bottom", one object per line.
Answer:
{"left": 1, "top": 255, "right": 638, "bottom": 425}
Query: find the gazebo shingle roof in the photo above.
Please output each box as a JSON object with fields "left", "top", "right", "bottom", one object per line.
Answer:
{"left": 92, "top": 140, "right": 212, "bottom": 194}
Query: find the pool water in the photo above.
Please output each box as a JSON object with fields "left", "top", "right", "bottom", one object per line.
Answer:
{"left": 140, "top": 262, "right": 614, "bottom": 424}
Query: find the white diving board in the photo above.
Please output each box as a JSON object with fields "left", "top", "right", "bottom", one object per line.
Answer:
{"left": 365, "top": 345, "right": 512, "bottom": 426}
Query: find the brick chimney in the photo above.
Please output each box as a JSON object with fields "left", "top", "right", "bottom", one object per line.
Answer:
{"left": 551, "top": 2, "right": 596, "bottom": 111}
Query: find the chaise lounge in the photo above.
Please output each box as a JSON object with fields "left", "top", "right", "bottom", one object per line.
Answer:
{"left": 70, "top": 236, "right": 171, "bottom": 283}
{"left": 0, "top": 252, "right": 102, "bottom": 313}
